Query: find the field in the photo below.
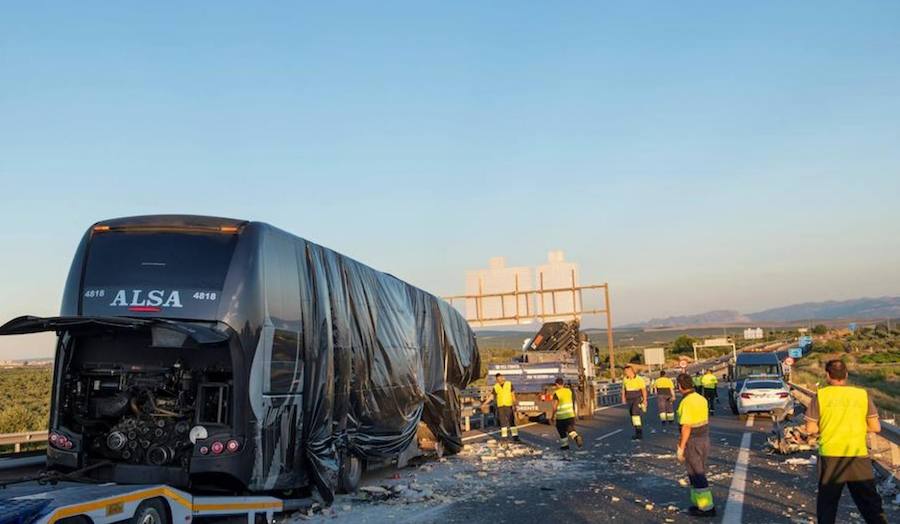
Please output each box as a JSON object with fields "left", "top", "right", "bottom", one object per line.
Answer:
{"left": 0, "top": 367, "right": 52, "bottom": 434}
{"left": 790, "top": 326, "right": 900, "bottom": 414}
{"left": 0, "top": 366, "right": 52, "bottom": 453}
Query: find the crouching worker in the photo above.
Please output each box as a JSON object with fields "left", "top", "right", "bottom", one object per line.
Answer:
{"left": 622, "top": 365, "right": 647, "bottom": 440}
{"left": 551, "top": 377, "right": 583, "bottom": 450}
{"left": 676, "top": 372, "right": 716, "bottom": 518}
{"left": 481, "top": 373, "right": 519, "bottom": 442}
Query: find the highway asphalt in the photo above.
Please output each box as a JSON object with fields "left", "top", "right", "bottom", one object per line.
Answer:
{"left": 447, "top": 388, "right": 898, "bottom": 524}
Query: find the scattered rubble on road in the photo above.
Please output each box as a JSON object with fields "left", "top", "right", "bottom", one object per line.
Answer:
{"left": 282, "top": 438, "right": 592, "bottom": 523}
{"left": 784, "top": 456, "right": 817, "bottom": 466}
{"left": 767, "top": 423, "right": 817, "bottom": 454}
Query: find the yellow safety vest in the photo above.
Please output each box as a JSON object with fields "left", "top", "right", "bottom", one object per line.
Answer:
{"left": 624, "top": 377, "right": 645, "bottom": 392}
{"left": 494, "top": 381, "right": 514, "bottom": 407}
{"left": 817, "top": 386, "right": 870, "bottom": 457}
{"left": 701, "top": 373, "right": 718, "bottom": 388}
{"left": 554, "top": 387, "right": 576, "bottom": 420}
{"left": 654, "top": 377, "right": 675, "bottom": 392}
{"left": 693, "top": 376, "right": 702, "bottom": 386}
{"left": 677, "top": 392, "right": 709, "bottom": 428}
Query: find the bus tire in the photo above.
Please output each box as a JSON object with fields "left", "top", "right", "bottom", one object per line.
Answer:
{"left": 132, "top": 498, "right": 170, "bottom": 524}
{"left": 337, "top": 450, "right": 363, "bottom": 494}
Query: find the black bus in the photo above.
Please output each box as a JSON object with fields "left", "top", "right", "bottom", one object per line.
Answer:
{"left": 0, "top": 215, "right": 480, "bottom": 499}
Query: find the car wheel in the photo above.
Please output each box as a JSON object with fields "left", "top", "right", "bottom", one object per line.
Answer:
{"left": 132, "top": 499, "right": 170, "bottom": 524}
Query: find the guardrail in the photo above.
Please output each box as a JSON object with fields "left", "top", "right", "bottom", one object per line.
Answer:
{"left": 790, "top": 382, "right": 899, "bottom": 473}
{"left": 0, "top": 430, "right": 47, "bottom": 453}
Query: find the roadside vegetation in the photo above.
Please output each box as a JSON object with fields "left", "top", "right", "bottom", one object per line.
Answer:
{"left": 0, "top": 366, "right": 52, "bottom": 453}
{"left": 791, "top": 324, "right": 900, "bottom": 414}
{"left": 0, "top": 367, "right": 52, "bottom": 433}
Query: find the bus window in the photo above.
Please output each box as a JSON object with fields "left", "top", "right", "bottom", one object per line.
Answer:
{"left": 82, "top": 231, "right": 238, "bottom": 319}
{"left": 264, "top": 233, "right": 302, "bottom": 394}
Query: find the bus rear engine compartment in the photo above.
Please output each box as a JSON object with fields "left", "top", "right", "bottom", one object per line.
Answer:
{"left": 59, "top": 338, "right": 233, "bottom": 472}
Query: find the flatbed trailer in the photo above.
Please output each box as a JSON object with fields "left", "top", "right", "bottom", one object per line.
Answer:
{"left": 0, "top": 481, "right": 299, "bottom": 524}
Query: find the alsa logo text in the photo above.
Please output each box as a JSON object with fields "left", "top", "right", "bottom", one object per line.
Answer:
{"left": 110, "top": 290, "right": 183, "bottom": 312}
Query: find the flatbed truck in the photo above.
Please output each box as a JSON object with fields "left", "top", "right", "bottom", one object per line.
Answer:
{"left": 0, "top": 479, "right": 306, "bottom": 524}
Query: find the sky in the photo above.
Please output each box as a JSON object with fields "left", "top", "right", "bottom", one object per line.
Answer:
{"left": 2, "top": 2, "right": 899, "bottom": 358}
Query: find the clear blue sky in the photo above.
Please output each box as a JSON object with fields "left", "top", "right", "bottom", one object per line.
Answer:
{"left": 2, "top": 2, "right": 899, "bottom": 358}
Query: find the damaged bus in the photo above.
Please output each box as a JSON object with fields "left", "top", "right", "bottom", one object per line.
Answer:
{"left": 0, "top": 215, "right": 480, "bottom": 500}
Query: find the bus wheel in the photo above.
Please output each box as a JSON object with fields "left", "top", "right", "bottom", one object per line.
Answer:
{"left": 337, "top": 450, "right": 363, "bottom": 494}
{"left": 132, "top": 499, "right": 170, "bottom": 524}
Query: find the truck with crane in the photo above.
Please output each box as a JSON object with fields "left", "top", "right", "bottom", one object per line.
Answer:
{"left": 485, "top": 321, "right": 599, "bottom": 423}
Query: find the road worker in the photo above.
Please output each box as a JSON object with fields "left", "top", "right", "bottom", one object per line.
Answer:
{"left": 700, "top": 369, "right": 718, "bottom": 414}
{"left": 675, "top": 372, "right": 716, "bottom": 517}
{"left": 692, "top": 372, "right": 703, "bottom": 393}
{"left": 653, "top": 370, "right": 676, "bottom": 425}
{"left": 621, "top": 365, "right": 647, "bottom": 440}
{"left": 481, "top": 373, "right": 519, "bottom": 442}
{"left": 805, "top": 360, "right": 886, "bottom": 524}
{"left": 551, "top": 377, "right": 584, "bottom": 450}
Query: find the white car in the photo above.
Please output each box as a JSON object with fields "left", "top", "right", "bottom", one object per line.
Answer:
{"left": 736, "top": 379, "right": 795, "bottom": 416}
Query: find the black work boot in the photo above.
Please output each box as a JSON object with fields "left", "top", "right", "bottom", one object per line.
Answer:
{"left": 688, "top": 506, "right": 717, "bottom": 518}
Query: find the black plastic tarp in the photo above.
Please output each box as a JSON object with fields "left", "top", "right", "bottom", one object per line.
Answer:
{"left": 253, "top": 230, "right": 480, "bottom": 501}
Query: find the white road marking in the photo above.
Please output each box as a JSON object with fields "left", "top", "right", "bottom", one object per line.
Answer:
{"left": 746, "top": 413, "right": 755, "bottom": 428}
{"left": 723, "top": 415, "right": 754, "bottom": 524}
{"left": 594, "top": 428, "right": 623, "bottom": 441}
{"left": 461, "top": 422, "right": 538, "bottom": 442}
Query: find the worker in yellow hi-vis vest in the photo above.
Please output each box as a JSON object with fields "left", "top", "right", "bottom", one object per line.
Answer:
{"left": 805, "top": 359, "right": 886, "bottom": 524}
{"left": 700, "top": 369, "right": 718, "bottom": 414}
{"left": 653, "top": 370, "right": 676, "bottom": 425}
{"left": 621, "top": 365, "right": 647, "bottom": 440}
{"left": 551, "top": 377, "right": 583, "bottom": 450}
{"left": 481, "top": 373, "right": 519, "bottom": 442}
{"left": 675, "top": 372, "right": 716, "bottom": 518}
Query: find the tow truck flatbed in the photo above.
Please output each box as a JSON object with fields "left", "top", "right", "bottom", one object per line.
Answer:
{"left": 0, "top": 481, "right": 288, "bottom": 524}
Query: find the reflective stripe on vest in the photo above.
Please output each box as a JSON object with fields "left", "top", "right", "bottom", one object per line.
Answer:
{"left": 494, "top": 381, "right": 514, "bottom": 407}
{"left": 555, "top": 387, "right": 576, "bottom": 420}
{"left": 818, "top": 386, "right": 870, "bottom": 457}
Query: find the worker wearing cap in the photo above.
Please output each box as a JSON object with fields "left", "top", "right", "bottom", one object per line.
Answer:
{"left": 481, "top": 373, "right": 519, "bottom": 442}
{"left": 805, "top": 360, "right": 886, "bottom": 524}
{"left": 700, "top": 369, "right": 718, "bottom": 414}
{"left": 621, "top": 365, "right": 647, "bottom": 440}
{"left": 653, "top": 370, "right": 676, "bottom": 425}
{"left": 551, "top": 377, "right": 583, "bottom": 450}
{"left": 676, "top": 372, "right": 715, "bottom": 517}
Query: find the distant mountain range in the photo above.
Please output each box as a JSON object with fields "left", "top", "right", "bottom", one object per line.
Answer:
{"left": 625, "top": 296, "right": 900, "bottom": 328}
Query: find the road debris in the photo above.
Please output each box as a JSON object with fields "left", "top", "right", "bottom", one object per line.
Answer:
{"left": 767, "top": 423, "right": 817, "bottom": 454}
{"left": 784, "top": 456, "right": 817, "bottom": 466}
